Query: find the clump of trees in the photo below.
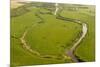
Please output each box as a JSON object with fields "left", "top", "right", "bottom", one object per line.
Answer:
{"left": 11, "top": 6, "right": 30, "bottom": 17}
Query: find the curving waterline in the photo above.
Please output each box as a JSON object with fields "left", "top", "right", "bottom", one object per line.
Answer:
{"left": 67, "top": 22, "right": 87, "bottom": 62}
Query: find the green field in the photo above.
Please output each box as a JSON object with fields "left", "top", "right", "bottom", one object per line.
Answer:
{"left": 11, "top": 1, "right": 95, "bottom": 66}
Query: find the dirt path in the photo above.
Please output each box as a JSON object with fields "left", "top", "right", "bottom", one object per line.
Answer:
{"left": 54, "top": 3, "right": 59, "bottom": 15}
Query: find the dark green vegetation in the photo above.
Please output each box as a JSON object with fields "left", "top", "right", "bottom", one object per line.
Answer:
{"left": 11, "top": 2, "right": 95, "bottom": 66}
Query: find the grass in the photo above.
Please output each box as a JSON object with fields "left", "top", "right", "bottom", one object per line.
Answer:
{"left": 25, "top": 13, "right": 81, "bottom": 56}
{"left": 11, "top": 2, "right": 95, "bottom": 66}
{"left": 11, "top": 8, "right": 40, "bottom": 38}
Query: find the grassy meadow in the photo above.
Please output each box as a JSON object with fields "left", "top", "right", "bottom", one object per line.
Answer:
{"left": 11, "top": 1, "right": 95, "bottom": 66}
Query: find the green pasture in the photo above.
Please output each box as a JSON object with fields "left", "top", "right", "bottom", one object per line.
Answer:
{"left": 11, "top": 2, "right": 95, "bottom": 66}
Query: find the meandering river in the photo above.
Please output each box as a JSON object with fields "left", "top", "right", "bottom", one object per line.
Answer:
{"left": 54, "top": 3, "right": 88, "bottom": 62}
{"left": 66, "top": 22, "right": 87, "bottom": 62}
